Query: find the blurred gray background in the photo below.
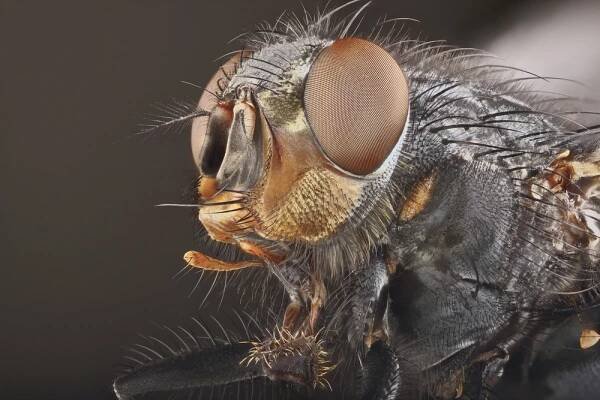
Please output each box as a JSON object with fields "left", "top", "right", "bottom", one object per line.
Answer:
{"left": 2, "top": 0, "right": 599, "bottom": 399}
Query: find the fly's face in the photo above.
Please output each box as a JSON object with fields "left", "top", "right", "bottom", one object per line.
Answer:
{"left": 191, "top": 37, "right": 409, "bottom": 258}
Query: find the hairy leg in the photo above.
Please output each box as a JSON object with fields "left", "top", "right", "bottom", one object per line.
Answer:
{"left": 358, "top": 341, "right": 402, "bottom": 400}
{"left": 113, "top": 343, "right": 259, "bottom": 399}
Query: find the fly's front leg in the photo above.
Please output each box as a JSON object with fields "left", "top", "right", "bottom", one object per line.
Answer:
{"left": 340, "top": 256, "right": 401, "bottom": 400}
{"left": 234, "top": 261, "right": 333, "bottom": 389}
{"left": 279, "top": 262, "right": 309, "bottom": 332}
{"left": 183, "top": 242, "right": 333, "bottom": 386}
{"left": 358, "top": 341, "right": 402, "bottom": 400}
{"left": 344, "top": 257, "right": 390, "bottom": 351}
{"left": 308, "top": 275, "right": 327, "bottom": 333}
{"left": 275, "top": 261, "right": 327, "bottom": 335}
{"left": 248, "top": 256, "right": 394, "bottom": 393}
{"left": 113, "top": 343, "right": 260, "bottom": 399}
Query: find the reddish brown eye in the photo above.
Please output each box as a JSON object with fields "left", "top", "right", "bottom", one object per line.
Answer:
{"left": 304, "top": 38, "right": 409, "bottom": 175}
{"left": 191, "top": 53, "right": 241, "bottom": 167}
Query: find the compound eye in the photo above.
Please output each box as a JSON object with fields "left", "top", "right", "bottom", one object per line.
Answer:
{"left": 191, "top": 54, "right": 241, "bottom": 167}
{"left": 304, "top": 38, "right": 409, "bottom": 175}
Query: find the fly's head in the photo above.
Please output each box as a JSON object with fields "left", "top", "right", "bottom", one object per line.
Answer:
{"left": 192, "top": 36, "right": 410, "bottom": 270}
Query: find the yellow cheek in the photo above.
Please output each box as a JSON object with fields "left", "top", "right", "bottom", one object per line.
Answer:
{"left": 252, "top": 168, "right": 361, "bottom": 243}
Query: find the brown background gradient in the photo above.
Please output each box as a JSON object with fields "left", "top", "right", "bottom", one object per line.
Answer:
{"left": 1, "top": 0, "right": 577, "bottom": 399}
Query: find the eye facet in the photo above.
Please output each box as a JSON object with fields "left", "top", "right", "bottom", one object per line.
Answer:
{"left": 304, "top": 38, "right": 409, "bottom": 175}
{"left": 191, "top": 54, "right": 240, "bottom": 168}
